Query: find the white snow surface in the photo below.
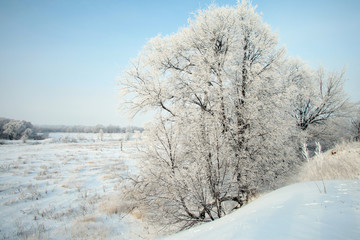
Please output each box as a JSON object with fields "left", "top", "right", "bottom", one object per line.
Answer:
{"left": 0, "top": 133, "right": 147, "bottom": 239}
{"left": 160, "top": 180, "right": 360, "bottom": 240}
{"left": 1, "top": 133, "right": 359, "bottom": 239}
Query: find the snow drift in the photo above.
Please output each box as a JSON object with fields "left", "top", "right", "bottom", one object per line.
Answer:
{"left": 159, "top": 180, "right": 360, "bottom": 240}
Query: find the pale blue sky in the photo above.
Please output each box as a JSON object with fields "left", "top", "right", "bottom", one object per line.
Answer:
{"left": 0, "top": 0, "right": 359, "bottom": 126}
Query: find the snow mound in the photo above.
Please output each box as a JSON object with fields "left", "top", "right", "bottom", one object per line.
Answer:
{"left": 160, "top": 180, "right": 360, "bottom": 240}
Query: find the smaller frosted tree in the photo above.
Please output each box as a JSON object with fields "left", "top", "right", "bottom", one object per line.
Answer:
{"left": 98, "top": 129, "right": 104, "bottom": 141}
{"left": 284, "top": 59, "right": 356, "bottom": 149}
{"left": 286, "top": 60, "right": 353, "bottom": 131}
{"left": 21, "top": 128, "right": 33, "bottom": 143}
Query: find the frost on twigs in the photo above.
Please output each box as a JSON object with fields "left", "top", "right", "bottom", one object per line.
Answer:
{"left": 117, "top": 0, "right": 358, "bottom": 234}
{"left": 119, "top": 0, "right": 302, "bottom": 232}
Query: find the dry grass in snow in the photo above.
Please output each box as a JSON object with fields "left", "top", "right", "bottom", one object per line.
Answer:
{"left": 0, "top": 133, "right": 149, "bottom": 240}
{"left": 298, "top": 141, "right": 360, "bottom": 182}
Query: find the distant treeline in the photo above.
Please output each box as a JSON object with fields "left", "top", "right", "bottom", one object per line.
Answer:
{"left": 37, "top": 124, "right": 143, "bottom": 134}
{"left": 0, "top": 117, "right": 143, "bottom": 140}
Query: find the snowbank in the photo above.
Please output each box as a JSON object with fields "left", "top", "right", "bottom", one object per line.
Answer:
{"left": 160, "top": 180, "right": 360, "bottom": 240}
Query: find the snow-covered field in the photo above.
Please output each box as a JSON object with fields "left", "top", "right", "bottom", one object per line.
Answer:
{"left": 160, "top": 180, "right": 360, "bottom": 240}
{"left": 0, "top": 133, "right": 146, "bottom": 239}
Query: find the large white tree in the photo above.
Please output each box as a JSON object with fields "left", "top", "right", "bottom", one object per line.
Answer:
{"left": 120, "top": 1, "right": 300, "bottom": 231}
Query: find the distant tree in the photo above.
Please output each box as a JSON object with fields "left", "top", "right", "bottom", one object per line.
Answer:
{"left": 93, "top": 124, "right": 104, "bottom": 134}
{"left": 2, "top": 120, "right": 33, "bottom": 140}
{"left": 98, "top": 128, "right": 104, "bottom": 141}
{"left": 106, "top": 125, "right": 120, "bottom": 133}
{"left": 21, "top": 128, "right": 33, "bottom": 143}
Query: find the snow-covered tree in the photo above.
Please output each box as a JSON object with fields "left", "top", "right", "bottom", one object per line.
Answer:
{"left": 284, "top": 58, "right": 357, "bottom": 149}
{"left": 2, "top": 120, "right": 33, "bottom": 140}
{"left": 98, "top": 128, "right": 104, "bottom": 141}
{"left": 120, "top": 1, "right": 301, "bottom": 230}
{"left": 21, "top": 128, "right": 33, "bottom": 143}
{"left": 294, "top": 67, "right": 351, "bottom": 131}
{"left": 93, "top": 124, "right": 105, "bottom": 134}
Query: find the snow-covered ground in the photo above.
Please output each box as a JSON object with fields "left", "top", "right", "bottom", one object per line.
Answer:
{"left": 0, "top": 133, "right": 146, "bottom": 239}
{"left": 2, "top": 133, "right": 359, "bottom": 240}
{"left": 160, "top": 180, "right": 360, "bottom": 240}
